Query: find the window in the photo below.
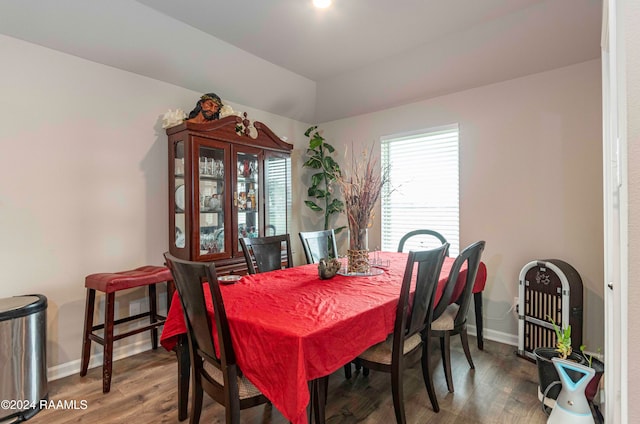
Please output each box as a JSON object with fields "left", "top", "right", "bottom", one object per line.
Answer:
{"left": 381, "top": 124, "right": 459, "bottom": 255}
{"left": 264, "top": 155, "right": 291, "bottom": 236}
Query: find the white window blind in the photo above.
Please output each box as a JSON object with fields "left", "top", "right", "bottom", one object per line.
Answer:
{"left": 381, "top": 124, "right": 459, "bottom": 255}
{"left": 265, "top": 156, "right": 291, "bottom": 236}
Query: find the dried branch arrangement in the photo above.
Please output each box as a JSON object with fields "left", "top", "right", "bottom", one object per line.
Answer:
{"left": 334, "top": 143, "right": 389, "bottom": 250}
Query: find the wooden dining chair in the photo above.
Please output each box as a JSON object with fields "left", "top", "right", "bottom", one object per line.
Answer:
{"left": 239, "top": 234, "right": 293, "bottom": 274}
{"left": 398, "top": 230, "right": 487, "bottom": 351}
{"left": 430, "top": 240, "right": 486, "bottom": 394}
{"left": 163, "top": 253, "right": 270, "bottom": 424}
{"left": 356, "top": 244, "right": 449, "bottom": 422}
{"left": 397, "top": 229, "right": 449, "bottom": 255}
{"left": 298, "top": 229, "right": 338, "bottom": 264}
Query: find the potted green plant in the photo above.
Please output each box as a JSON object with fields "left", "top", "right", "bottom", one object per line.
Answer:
{"left": 534, "top": 318, "right": 588, "bottom": 405}
{"left": 302, "top": 126, "right": 345, "bottom": 233}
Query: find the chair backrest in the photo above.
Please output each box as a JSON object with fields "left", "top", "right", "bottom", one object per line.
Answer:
{"left": 298, "top": 229, "right": 338, "bottom": 264}
{"left": 432, "top": 240, "right": 486, "bottom": 326}
{"left": 266, "top": 224, "right": 276, "bottom": 236}
{"left": 163, "top": 253, "right": 236, "bottom": 370}
{"left": 239, "top": 234, "right": 293, "bottom": 274}
{"left": 393, "top": 244, "right": 449, "bottom": 355}
{"left": 397, "top": 229, "right": 449, "bottom": 254}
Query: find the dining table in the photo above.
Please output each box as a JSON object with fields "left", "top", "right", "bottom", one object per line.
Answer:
{"left": 160, "top": 251, "right": 487, "bottom": 424}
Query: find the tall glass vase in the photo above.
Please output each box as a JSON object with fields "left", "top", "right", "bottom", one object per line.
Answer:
{"left": 347, "top": 228, "right": 369, "bottom": 274}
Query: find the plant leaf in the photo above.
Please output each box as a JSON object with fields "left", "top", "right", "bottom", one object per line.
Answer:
{"left": 323, "top": 156, "right": 340, "bottom": 173}
{"left": 313, "top": 188, "right": 328, "bottom": 198}
{"left": 303, "top": 157, "right": 322, "bottom": 169}
{"left": 323, "top": 143, "right": 335, "bottom": 153}
{"left": 311, "top": 173, "right": 324, "bottom": 186}
{"left": 334, "top": 226, "right": 347, "bottom": 234}
{"left": 327, "top": 198, "right": 345, "bottom": 213}
{"left": 309, "top": 135, "right": 323, "bottom": 149}
{"left": 304, "top": 200, "right": 323, "bottom": 212}
{"left": 304, "top": 126, "right": 317, "bottom": 138}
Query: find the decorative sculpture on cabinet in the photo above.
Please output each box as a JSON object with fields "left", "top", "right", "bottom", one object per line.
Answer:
{"left": 186, "top": 92, "right": 224, "bottom": 123}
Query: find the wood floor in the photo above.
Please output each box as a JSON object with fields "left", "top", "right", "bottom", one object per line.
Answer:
{"left": 30, "top": 338, "right": 547, "bottom": 424}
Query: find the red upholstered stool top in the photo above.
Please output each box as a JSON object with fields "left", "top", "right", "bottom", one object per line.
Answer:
{"left": 85, "top": 266, "right": 172, "bottom": 294}
{"left": 473, "top": 262, "right": 488, "bottom": 293}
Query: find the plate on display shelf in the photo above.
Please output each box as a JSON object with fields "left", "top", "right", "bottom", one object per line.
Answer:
{"left": 175, "top": 225, "right": 185, "bottom": 248}
{"left": 175, "top": 184, "right": 185, "bottom": 211}
{"left": 218, "top": 275, "right": 242, "bottom": 285}
{"left": 337, "top": 267, "right": 385, "bottom": 277}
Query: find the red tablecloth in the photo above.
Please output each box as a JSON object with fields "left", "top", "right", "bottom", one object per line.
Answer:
{"left": 160, "top": 252, "right": 486, "bottom": 424}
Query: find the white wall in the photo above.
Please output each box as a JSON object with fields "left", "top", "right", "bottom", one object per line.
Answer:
{"left": 0, "top": 34, "right": 309, "bottom": 378}
{"left": 315, "top": 60, "right": 604, "bottom": 346}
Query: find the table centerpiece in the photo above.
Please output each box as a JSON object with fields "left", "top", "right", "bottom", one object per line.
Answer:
{"left": 335, "top": 143, "right": 388, "bottom": 274}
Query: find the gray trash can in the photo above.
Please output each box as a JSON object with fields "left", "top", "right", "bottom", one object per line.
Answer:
{"left": 0, "top": 295, "right": 48, "bottom": 422}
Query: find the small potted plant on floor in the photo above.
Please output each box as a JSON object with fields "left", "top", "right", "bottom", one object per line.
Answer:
{"left": 534, "top": 318, "right": 588, "bottom": 406}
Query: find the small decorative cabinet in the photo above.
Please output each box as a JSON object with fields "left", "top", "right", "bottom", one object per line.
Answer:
{"left": 167, "top": 115, "right": 293, "bottom": 274}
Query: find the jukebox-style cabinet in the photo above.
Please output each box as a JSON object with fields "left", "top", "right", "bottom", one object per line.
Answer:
{"left": 167, "top": 115, "right": 293, "bottom": 275}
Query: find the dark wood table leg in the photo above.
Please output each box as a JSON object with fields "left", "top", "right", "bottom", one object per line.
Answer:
{"left": 474, "top": 292, "right": 484, "bottom": 350}
{"left": 176, "top": 335, "right": 190, "bottom": 421}
{"left": 309, "top": 376, "right": 328, "bottom": 424}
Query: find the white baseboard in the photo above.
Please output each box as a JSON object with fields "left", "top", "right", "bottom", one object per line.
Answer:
{"left": 467, "top": 324, "right": 518, "bottom": 347}
{"left": 47, "top": 339, "right": 153, "bottom": 382}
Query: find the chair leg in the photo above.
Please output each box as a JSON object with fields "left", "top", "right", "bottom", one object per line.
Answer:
{"left": 80, "top": 288, "right": 95, "bottom": 377}
{"left": 390, "top": 360, "right": 406, "bottom": 424}
{"left": 353, "top": 358, "right": 370, "bottom": 376}
{"left": 148, "top": 283, "right": 159, "bottom": 350}
{"left": 103, "top": 292, "right": 115, "bottom": 393}
{"left": 474, "top": 292, "right": 484, "bottom": 350}
{"left": 343, "top": 363, "right": 352, "bottom": 379}
{"left": 324, "top": 374, "right": 329, "bottom": 406}
{"left": 460, "top": 328, "right": 475, "bottom": 369}
{"left": 440, "top": 333, "right": 454, "bottom": 393}
{"left": 176, "top": 336, "right": 190, "bottom": 421}
{"left": 420, "top": 337, "right": 440, "bottom": 412}
{"left": 190, "top": 376, "right": 204, "bottom": 424}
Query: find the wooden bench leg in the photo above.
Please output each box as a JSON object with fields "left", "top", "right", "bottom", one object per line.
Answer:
{"left": 474, "top": 292, "right": 484, "bottom": 350}
{"left": 148, "top": 284, "right": 159, "bottom": 350}
{"left": 80, "top": 288, "right": 95, "bottom": 377}
{"left": 103, "top": 292, "right": 115, "bottom": 393}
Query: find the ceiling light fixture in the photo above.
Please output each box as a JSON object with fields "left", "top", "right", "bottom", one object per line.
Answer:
{"left": 313, "top": 0, "right": 332, "bottom": 9}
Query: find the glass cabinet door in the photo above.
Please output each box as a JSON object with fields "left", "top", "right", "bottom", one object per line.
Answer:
{"left": 198, "top": 145, "right": 226, "bottom": 256}
{"left": 173, "top": 141, "right": 186, "bottom": 250}
{"left": 235, "top": 151, "right": 260, "bottom": 251}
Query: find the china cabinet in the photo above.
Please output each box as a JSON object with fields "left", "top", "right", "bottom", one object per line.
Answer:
{"left": 167, "top": 114, "right": 293, "bottom": 275}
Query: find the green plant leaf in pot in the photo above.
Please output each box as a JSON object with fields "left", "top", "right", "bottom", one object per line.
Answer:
{"left": 302, "top": 126, "right": 344, "bottom": 231}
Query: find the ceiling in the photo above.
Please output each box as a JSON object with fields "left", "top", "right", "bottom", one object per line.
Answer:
{"left": 0, "top": 0, "right": 602, "bottom": 123}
